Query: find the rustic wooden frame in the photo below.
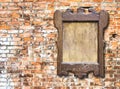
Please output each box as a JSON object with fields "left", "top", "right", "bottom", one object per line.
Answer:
{"left": 54, "top": 7, "right": 109, "bottom": 79}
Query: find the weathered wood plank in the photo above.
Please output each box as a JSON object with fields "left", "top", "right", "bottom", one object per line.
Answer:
{"left": 54, "top": 10, "right": 63, "bottom": 74}
{"left": 63, "top": 22, "right": 98, "bottom": 63}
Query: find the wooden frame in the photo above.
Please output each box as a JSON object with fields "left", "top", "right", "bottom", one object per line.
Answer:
{"left": 54, "top": 7, "right": 109, "bottom": 79}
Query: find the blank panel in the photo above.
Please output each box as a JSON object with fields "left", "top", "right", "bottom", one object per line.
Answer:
{"left": 63, "top": 22, "right": 98, "bottom": 63}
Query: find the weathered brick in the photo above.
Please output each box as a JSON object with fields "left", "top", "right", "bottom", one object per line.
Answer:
{"left": 20, "top": 26, "right": 35, "bottom": 30}
{"left": 34, "top": 37, "right": 44, "bottom": 42}
{"left": 22, "top": 86, "right": 31, "bottom": 89}
{"left": 0, "top": 0, "right": 118, "bottom": 89}
{"left": 93, "top": 0, "right": 103, "bottom": 2}
{"left": 32, "top": 21, "right": 42, "bottom": 25}
{"left": 0, "top": 82, "right": 7, "bottom": 86}
{"left": 33, "top": 2, "right": 47, "bottom": 10}
{"left": 23, "top": 0, "right": 35, "bottom": 2}
{"left": 33, "top": 86, "right": 45, "bottom": 89}
{"left": 7, "top": 46, "right": 22, "bottom": 49}
{"left": 104, "top": 0, "right": 113, "bottom": 2}
{"left": 11, "top": 12, "right": 21, "bottom": 18}
{"left": 115, "top": 82, "right": 120, "bottom": 87}
{"left": 13, "top": 0, "right": 20, "bottom": 2}
{"left": 0, "top": 50, "right": 9, "bottom": 53}
{"left": 0, "top": 42, "right": 10, "bottom": 45}
{"left": 23, "top": 37, "right": 31, "bottom": 41}
{"left": 0, "top": 0, "right": 11, "bottom": 2}
{"left": 0, "top": 25, "right": 10, "bottom": 30}
{"left": 8, "top": 37, "right": 21, "bottom": 41}
{"left": 7, "top": 54, "right": 15, "bottom": 57}
{"left": 57, "top": 1, "right": 66, "bottom": 6}
{"left": 0, "top": 38, "right": 7, "bottom": 41}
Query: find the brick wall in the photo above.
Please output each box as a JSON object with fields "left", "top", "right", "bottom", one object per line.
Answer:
{"left": 0, "top": 0, "right": 120, "bottom": 89}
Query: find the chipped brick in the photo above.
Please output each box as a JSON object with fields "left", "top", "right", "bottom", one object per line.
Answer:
{"left": 0, "top": 0, "right": 118, "bottom": 89}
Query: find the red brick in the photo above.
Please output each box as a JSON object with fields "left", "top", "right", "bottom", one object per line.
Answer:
{"left": 0, "top": 24, "right": 10, "bottom": 30}
{"left": 31, "top": 70, "right": 42, "bottom": 73}
{"left": 33, "top": 87, "right": 45, "bottom": 89}
{"left": 105, "top": 0, "right": 113, "bottom": 2}
{"left": 70, "top": 0, "right": 81, "bottom": 1}
{"left": 25, "top": 22, "right": 31, "bottom": 26}
{"left": 93, "top": 78, "right": 102, "bottom": 85}
{"left": 8, "top": 6, "right": 20, "bottom": 11}
{"left": 60, "top": 2, "right": 70, "bottom": 6}
{"left": 10, "top": 20, "right": 20, "bottom": 26}
{"left": 111, "top": 41, "right": 118, "bottom": 49}
{"left": 45, "top": 0, "right": 55, "bottom": 2}
{"left": 23, "top": 0, "right": 35, "bottom": 2}
{"left": 0, "top": 0, "right": 11, "bottom": 2}
{"left": 115, "top": 82, "right": 120, "bottom": 87}
{"left": 34, "top": 37, "right": 44, "bottom": 42}
{"left": 54, "top": 87, "right": 70, "bottom": 89}
{"left": 11, "top": 12, "right": 20, "bottom": 18}
{"left": 24, "top": 37, "right": 31, "bottom": 41}
{"left": 31, "top": 62, "right": 42, "bottom": 66}
{"left": 93, "top": 0, "right": 103, "bottom": 2}
{"left": 32, "top": 21, "right": 42, "bottom": 25}
{"left": 33, "top": 2, "right": 47, "bottom": 9}
{"left": 0, "top": 0, "right": 119, "bottom": 89}
{"left": 12, "top": 0, "right": 19, "bottom": 2}
{"left": 22, "top": 86, "right": 31, "bottom": 89}
{"left": 47, "top": 33, "right": 56, "bottom": 38}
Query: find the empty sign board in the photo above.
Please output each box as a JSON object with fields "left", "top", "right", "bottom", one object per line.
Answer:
{"left": 54, "top": 7, "right": 109, "bottom": 78}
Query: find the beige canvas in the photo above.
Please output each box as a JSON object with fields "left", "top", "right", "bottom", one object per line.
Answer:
{"left": 63, "top": 22, "right": 98, "bottom": 63}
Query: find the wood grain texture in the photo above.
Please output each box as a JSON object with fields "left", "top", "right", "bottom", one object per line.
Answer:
{"left": 54, "top": 10, "right": 63, "bottom": 75}
{"left": 62, "top": 8, "right": 99, "bottom": 21}
{"left": 63, "top": 22, "right": 98, "bottom": 63}
{"left": 61, "top": 63, "right": 99, "bottom": 79}
{"left": 99, "top": 10, "right": 109, "bottom": 77}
